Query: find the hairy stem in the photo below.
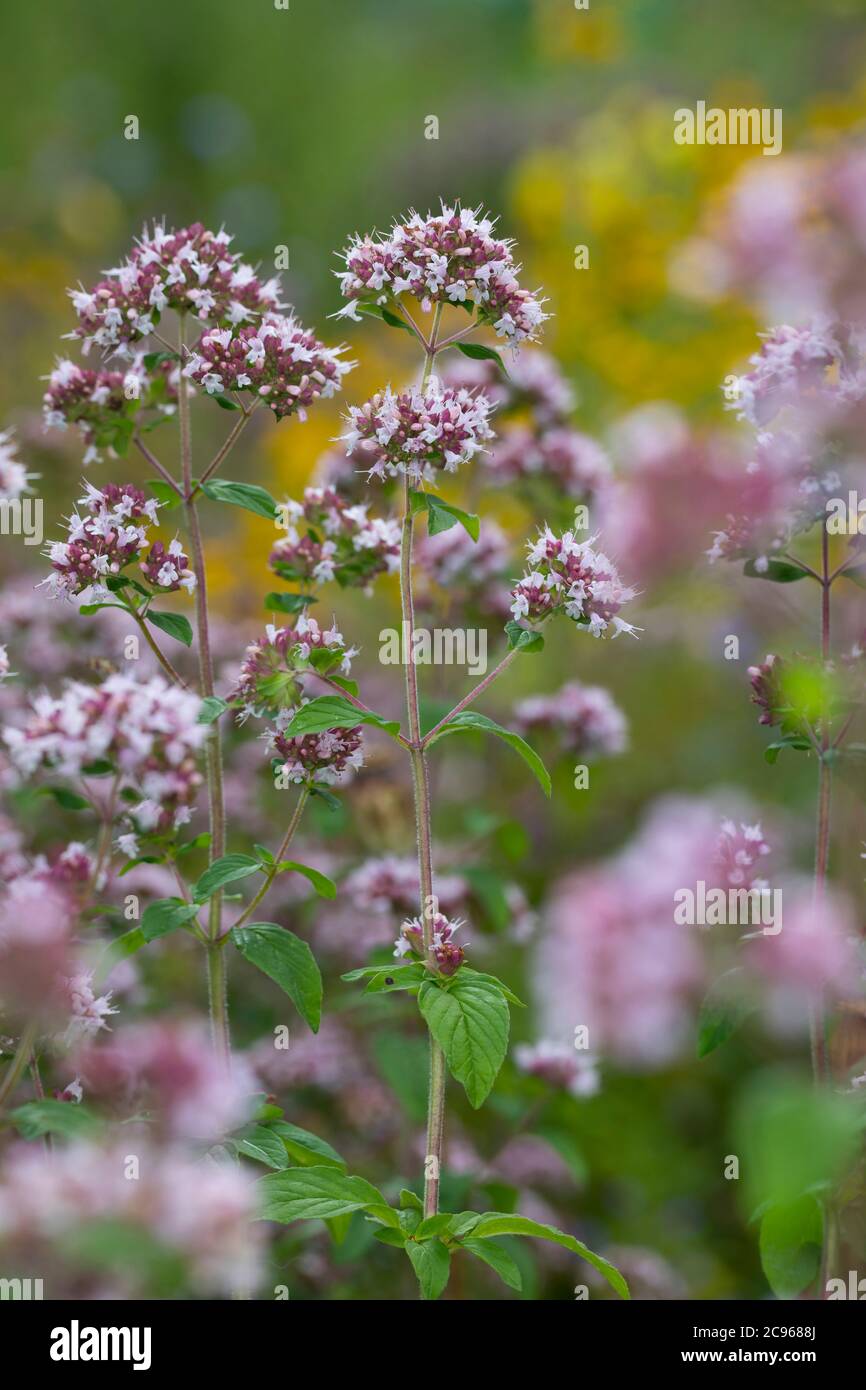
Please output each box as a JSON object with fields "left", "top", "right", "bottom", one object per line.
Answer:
{"left": 178, "top": 316, "right": 230, "bottom": 1064}
{"left": 813, "top": 526, "right": 835, "bottom": 1297}
{"left": 397, "top": 306, "right": 450, "bottom": 1219}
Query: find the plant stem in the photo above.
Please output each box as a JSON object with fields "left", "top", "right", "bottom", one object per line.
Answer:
{"left": 130, "top": 609, "right": 189, "bottom": 688}
{"left": 232, "top": 788, "right": 310, "bottom": 933}
{"left": 812, "top": 525, "right": 835, "bottom": 1298}
{"left": 397, "top": 306, "right": 450, "bottom": 1219}
{"left": 133, "top": 435, "right": 184, "bottom": 497}
{"left": 422, "top": 648, "right": 519, "bottom": 747}
{"left": 0, "top": 1021, "right": 38, "bottom": 1115}
{"left": 178, "top": 316, "right": 230, "bottom": 1065}
{"left": 187, "top": 401, "right": 259, "bottom": 501}
{"left": 811, "top": 526, "right": 832, "bottom": 1089}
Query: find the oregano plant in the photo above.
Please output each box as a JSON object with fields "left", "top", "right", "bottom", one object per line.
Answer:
{"left": 0, "top": 208, "right": 635, "bottom": 1300}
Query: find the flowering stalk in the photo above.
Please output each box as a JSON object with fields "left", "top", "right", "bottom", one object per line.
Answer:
{"left": 397, "top": 304, "right": 449, "bottom": 1217}
{"left": 176, "top": 316, "right": 231, "bottom": 1065}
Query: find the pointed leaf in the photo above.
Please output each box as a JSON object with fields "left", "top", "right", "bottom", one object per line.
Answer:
{"left": 428, "top": 710, "right": 550, "bottom": 797}
{"left": 232, "top": 922, "right": 322, "bottom": 1032}
{"left": 419, "top": 975, "right": 509, "bottom": 1109}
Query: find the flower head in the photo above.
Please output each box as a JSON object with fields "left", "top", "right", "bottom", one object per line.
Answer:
{"left": 341, "top": 381, "right": 494, "bottom": 483}
{"left": 4, "top": 672, "right": 207, "bottom": 835}
{"left": 514, "top": 681, "right": 628, "bottom": 761}
{"left": 514, "top": 1041, "right": 600, "bottom": 1098}
{"left": 395, "top": 911, "right": 466, "bottom": 976}
{"left": 230, "top": 616, "right": 353, "bottom": 719}
{"left": 264, "top": 705, "right": 364, "bottom": 786}
{"left": 511, "top": 528, "right": 640, "bottom": 638}
{"left": 183, "top": 313, "right": 354, "bottom": 420}
{"left": 337, "top": 203, "right": 547, "bottom": 345}
{"left": 43, "top": 356, "right": 178, "bottom": 464}
{"left": 69, "top": 221, "right": 283, "bottom": 355}
{"left": 270, "top": 487, "right": 400, "bottom": 589}
{"left": 41, "top": 480, "right": 194, "bottom": 606}
{"left": 0, "top": 429, "right": 37, "bottom": 500}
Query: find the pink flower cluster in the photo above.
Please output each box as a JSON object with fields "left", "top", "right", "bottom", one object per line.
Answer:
{"left": 440, "top": 347, "right": 609, "bottom": 503}
{"left": 4, "top": 673, "right": 206, "bottom": 835}
{"left": 337, "top": 203, "right": 547, "bottom": 345}
{"left": 514, "top": 1041, "right": 600, "bottom": 1098}
{"left": 265, "top": 705, "right": 365, "bottom": 786}
{"left": 713, "top": 820, "right": 771, "bottom": 889}
{"left": 533, "top": 796, "right": 716, "bottom": 1067}
{"left": 0, "top": 1142, "right": 264, "bottom": 1295}
{"left": 69, "top": 221, "right": 283, "bottom": 355}
{"left": 416, "top": 518, "right": 512, "bottom": 620}
{"left": 61, "top": 970, "right": 117, "bottom": 1046}
{"left": 42, "top": 481, "right": 194, "bottom": 605}
{"left": 395, "top": 911, "right": 466, "bottom": 976}
{"left": 514, "top": 680, "right": 628, "bottom": 761}
{"left": 341, "top": 381, "right": 494, "bottom": 483}
{"left": 0, "top": 429, "right": 36, "bottom": 501}
{"left": 510, "top": 528, "right": 640, "bottom": 638}
{"left": 270, "top": 487, "right": 400, "bottom": 590}
{"left": 230, "top": 617, "right": 353, "bottom": 719}
{"left": 43, "top": 356, "right": 179, "bottom": 464}
{"left": 76, "top": 1021, "right": 253, "bottom": 1142}
{"left": 726, "top": 322, "right": 847, "bottom": 430}
{"left": 183, "top": 313, "right": 354, "bottom": 420}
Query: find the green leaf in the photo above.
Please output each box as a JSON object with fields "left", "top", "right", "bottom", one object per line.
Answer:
{"left": 232, "top": 922, "right": 322, "bottom": 1032}
{"left": 280, "top": 695, "right": 400, "bottom": 739}
{"left": 363, "top": 963, "right": 427, "bottom": 995}
{"left": 38, "top": 786, "right": 90, "bottom": 811}
{"left": 469, "top": 1213, "right": 629, "bottom": 1299}
{"left": 201, "top": 478, "right": 278, "bottom": 521}
{"left": 258, "top": 1166, "right": 391, "bottom": 1223}
{"left": 427, "top": 711, "right": 551, "bottom": 797}
{"left": 214, "top": 395, "right": 242, "bottom": 411}
{"left": 455, "top": 341, "right": 508, "bottom": 373}
{"left": 274, "top": 861, "right": 337, "bottom": 899}
{"left": 357, "top": 303, "right": 414, "bottom": 335}
{"left": 10, "top": 1100, "right": 102, "bottom": 1141}
{"left": 197, "top": 696, "right": 228, "bottom": 725}
{"left": 462, "top": 1236, "right": 522, "bottom": 1291}
{"left": 270, "top": 1121, "right": 345, "bottom": 1171}
{"left": 192, "top": 853, "right": 261, "bottom": 901}
{"left": 415, "top": 1213, "right": 453, "bottom": 1239}
{"left": 237, "top": 1124, "right": 291, "bottom": 1171}
{"left": 105, "top": 574, "right": 150, "bottom": 598}
{"left": 405, "top": 1238, "right": 451, "bottom": 1300}
{"left": 697, "top": 969, "right": 754, "bottom": 1058}
{"left": 400, "top": 1189, "right": 424, "bottom": 1212}
{"left": 744, "top": 558, "right": 811, "bottom": 583}
{"left": 264, "top": 591, "right": 317, "bottom": 614}
{"left": 140, "top": 897, "right": 201, "bottom": 940}
{"left": 409, "top": 490, "right": 480, "bottom": 542}
{"left": 458, "top": 967, "right": 525, "bottom": 1008}
{"left": 419, "top": 975, "right": 510, "bottom": 1109}
{"left": 309, "top": 783, "right": 342, "bottom": 811}
{"left": 764, "top": 735, "right": 812, "bottom": 764}
{"left": 324, "top": 674, "right": 359, "bottom": 697}
{"left": 504, "top": 619, "right": 544, "bottom": 654}
{"left": 80, "top": 759, "right": 116, "bottom": 776}
{"left": 759, "top": 1197, "right": 823, "bottom": 1299}
{"left": 147, "top": 611, "right": 193, "bottom": 647}
{"left": 147, "top": 480, "right": 183, "bottom": 509}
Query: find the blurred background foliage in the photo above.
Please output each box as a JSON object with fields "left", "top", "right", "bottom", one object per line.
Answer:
{"left": 2, "top": 0, "right": 866, "bottom": 1299}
